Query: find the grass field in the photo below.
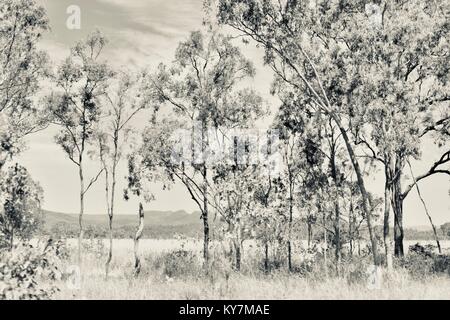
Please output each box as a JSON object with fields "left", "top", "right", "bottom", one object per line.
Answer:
{"left": 47, "top": 239, "right": 450, "bottom": 300}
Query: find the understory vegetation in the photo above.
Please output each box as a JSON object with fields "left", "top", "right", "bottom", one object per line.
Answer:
{"left": 3, "top": 238, "right": 450, "bottom": 299}
{"left": 46, "top": 240, "right": 450, "bottom": 299}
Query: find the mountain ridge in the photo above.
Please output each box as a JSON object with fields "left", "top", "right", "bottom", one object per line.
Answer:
{"left": 42, "top": 209, "right": 202, "bottom": 228}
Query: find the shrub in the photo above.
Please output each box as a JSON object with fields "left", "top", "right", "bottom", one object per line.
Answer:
{"left": 0, "top": 240, "right": 66, "bottom": 299}
{"left": 0, "top": 164, "right": 43, "bottom": 249}
{"left": 434, "top": 255, "right": 450, "bottom": 275}
{"left": 397, "top": 243, "right": 450, "bottom": 279}
{"left": 345, "top": 257, "right": 373, "bottom": 286}
{"left": 153, "top": 249, "right": 201, "bottom": 279}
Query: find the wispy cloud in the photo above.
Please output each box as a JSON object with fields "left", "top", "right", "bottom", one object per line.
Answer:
{"left": 37, "top": 0, "right": 203, "bottom": 69}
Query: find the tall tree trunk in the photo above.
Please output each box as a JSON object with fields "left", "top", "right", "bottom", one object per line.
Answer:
{"left": 333, "top": 203, "right": 340, "bottom": 272}
{"left": 287, "top": 240, "right": 292, "bottom": 272}
{"left": 134, "top": 203, "right": 144, "bottom": 276}
{"left": 202, "top": 165, "right": 210, "bottom": 268}
{"left": 349, "top": 198, "right": 354, "bottom": 256}
{"left": 333, "top": 117, "right": 379, "bottom": 265}
{"left": 264, "top": 241, "right": 269, "bottom": 274}
{"left": 383, "top": 159, "right": 393, "bottom": 270}
{"left": 200, "top": 120, "right": 209, "bottom": 268}
{"left": 392, "top": 181, "right": 404, "bottom": 257}
{"left": 9, "top": 229, "right": 13, "bottom": 251}
{"left": 78, "top": 164, "right": 84, "bottom": 266}
{"left": 307, "top": 220, "right": 312, "bottom": 249}
{"left": 235, "top": 219, "right": 242, "bottom": 271}
{"left": 103, "top": 164, "right": 112, "bottom": 278}
{"left": 323, "top": 210, "right": 328, "bottom": 276}
{"left": 287, "top": 177, "right": 293, "bottom": 272}
{"left": 234, "top": 239, "right": 241, "bottom": 271}
{"left": 330, "top": 148, "right": 341, "bottom": 272}
{"left": 106, "top": 159, "right": 118, "bottom": 278}
{"left": 106, "top": 215, "right": 113, "bottom": 277}
{"left": 392, "top": 156, "right": 404, "bottom": 257}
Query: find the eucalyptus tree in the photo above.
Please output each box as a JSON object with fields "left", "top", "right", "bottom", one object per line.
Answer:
{"left": 0, "top": 0, "right": 50, "bottom": 169}
{"left": 338, "top": 0, "right": 450, "bottom": 257}
{"left": 97, "top": 71, "right": 151, "bottom": 277}
{"left": 211, "top": 128, "right": 278, "bottom": 271}
{"left": 139, "top": 30, "right": 264, "bottom": 265}
{"left": 210, "top": 0, "right": 382, "bottom": 264}
{"left": 47, "top": 31, "right": 114, "bottom": 264}
{"left": 248, "top": 148, "right": 301, "bottom": 273}
{"left": 272, "top": 93, "right": 327, "bottom": 270}
{"left": 211, "top": 0, "right": 450, "bottom": 264}
{"left": 213, "top": 160, "right": 261, "bottom": 271}
{"left": 0, "top": 164, "right": 43, "bottom": 250}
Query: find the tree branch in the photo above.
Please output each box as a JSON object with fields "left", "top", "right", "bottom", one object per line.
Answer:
{"left": 83, "top": 168, "right": 105, "bottom": 195}
{"left": 402, "top": 150, "right": 450, "bottom": 199}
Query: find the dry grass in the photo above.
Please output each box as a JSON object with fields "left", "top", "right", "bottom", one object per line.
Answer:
{"left": 55, "top": 272, "right": 450, "bottom": 300}
{"left": 49, "top": 241, "right": 450, "bottom": 300}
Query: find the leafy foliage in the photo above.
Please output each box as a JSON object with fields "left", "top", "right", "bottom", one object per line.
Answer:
{"left": 0, "top": 0, "right": 50, "bottom": 168}
{"left": 0, "top": 240, "right": 66, "bottom": 299}
{"left": 0, "top": 164, "right": 43, "bottom": 249}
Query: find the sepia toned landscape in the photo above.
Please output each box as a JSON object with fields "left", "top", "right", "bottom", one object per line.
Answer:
{"left": 0, "top": 0, "right": 449, "bottom": 300}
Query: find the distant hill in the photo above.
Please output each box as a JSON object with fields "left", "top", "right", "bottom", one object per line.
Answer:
{"left": 40, "top": 209, "right": 204, "bottom": 239}
{"left": 39, "top": 210, "right": 449, "bottom": 241}
{"left": 42, "top": 209, "right": 202, "bottom": 228}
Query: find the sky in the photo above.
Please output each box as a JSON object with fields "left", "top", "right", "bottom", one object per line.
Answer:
{"left": 15, "top": 0, "right": 449, "bottom": 227}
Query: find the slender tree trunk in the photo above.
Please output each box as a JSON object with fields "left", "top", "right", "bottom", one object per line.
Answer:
{"left": 357, "top": 233, "right": 361, "bottom": 256}
{"left": 235, "top": 220, "right": 242, "bottom": 271}
{"left": 333, "top": 203, "right": 340, "bottom": 272}
{"left": 288, "top": 178, "right": 293, "bottom": 272}
{"left": 330, "top": 149, "right": 341, "bottom": 272}
{"left": 200, "top": 120, "right": 210, "bottom": 268}
{"left": 307, "top": 220, "right": 312, "bottom": 249}
{"left": 264, "top": 241, "right": 269, "bottom": 274}
{"left": 102, "top": 163, "right": 112, "bottom": 278}
{"left": 349, "top": 237, "right": 353, "bottom": 256}
{"left": 392, "top": 184, "right": 404, "bottom": 256}
{"left": 349, "top": 198, "right": 354, "bottom": 256}
{"left": 234, "top": 239, "right": 241, "bottom": 271}
{"left": 383, "top": 160, "right": 393, "bottom": 270}
{"left": 9, "top": 229, "right": 13, "bottom": 251}
{"left": 408, "top": 161, "right": 442, "bottom": 254}
{"left": 323, "top": 210, "right": 328, "bottom": 275}
{"left": 392, "top": 156, "right": 404, "bottom": 257}
{"left": 105, "top": 215, "right": 113, "bottom": 276}
{"left": 202, "top": 165, "right": 210, "bottom": 267}
{"left": 134, "top": 203, "right": 144, "bottom": 276}
{"left": 78, "top": 164, "right": 84, "bottom": 266}
{"left": 106, "top": 159, "right": 118, "bottom": 278}
{"left": 334, "top": 117, "right": 379, "bottom": 265}
{"left": 287, "top": 241, "right": 292, "bottom": 271}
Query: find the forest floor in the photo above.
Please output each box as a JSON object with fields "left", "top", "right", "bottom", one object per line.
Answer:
{"left": 50, "top": 240, "right": 450, "bottom": 300}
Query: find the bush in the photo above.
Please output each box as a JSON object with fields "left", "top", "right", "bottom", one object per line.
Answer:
{"left": 0, "top": 240, "right": 67, "bottom": 299}
{"left": 397, "top": 243, "right": 450, "bottom": 279}
{"left": 82, "top": 238, "right": 106, "bottom": 259}
{"left": 0, "top": 164, "right": 43, "bottom": 248}
{"left": 153, "top": 249, "right": 201, "bottom": 279}
{"left": 434, "top": 255, "right": 450, "bottom": 275}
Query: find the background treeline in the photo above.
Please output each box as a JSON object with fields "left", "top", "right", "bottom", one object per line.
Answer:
{"left": 38, "top": 211, "right": 450, "bottom": 241}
